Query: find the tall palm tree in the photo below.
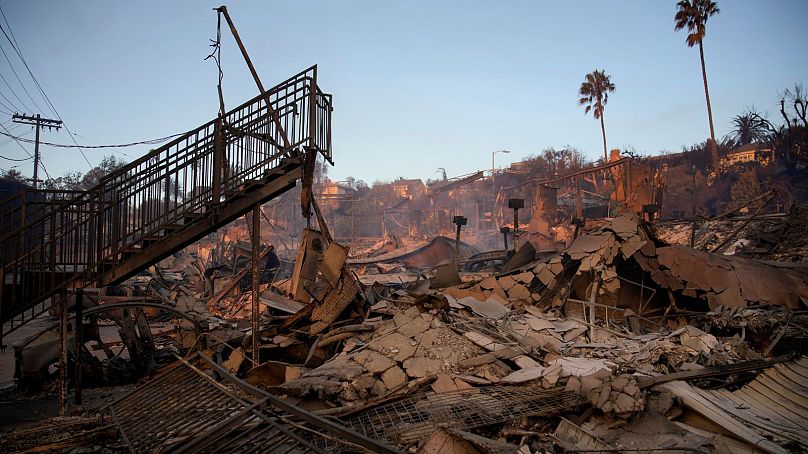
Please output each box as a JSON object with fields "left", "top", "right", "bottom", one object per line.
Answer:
{"left": 578, "top": 70, "right": 616, "bottom": 162}
{"left": 675, "top": 0, "right": 720, "bottom": 167}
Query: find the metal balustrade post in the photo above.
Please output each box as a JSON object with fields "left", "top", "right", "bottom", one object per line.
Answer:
{"left": 87, "top": 198, "right": 96, "bottom": 275}
{"left": 58, "top": 292, "right": 68, "bottom": 416}
{"left": 309, "top": 66, "right": 317, "bottom": 151}
{"left": 213, "top": 118, "right": 224, "bottom": 204}
{"left": 251, "top": 204, "right": 260, "bottom": 365}
{"left": 111, "top": 190, "right": 121, "bottom": 262}
{"left": 74, "top": 289, "right": 83, "bottom": 405}
{"left": 0, "top": 265, "right": 4, "bottom": 347}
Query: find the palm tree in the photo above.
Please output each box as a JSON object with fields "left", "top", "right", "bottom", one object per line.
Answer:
{"left": 726, "top": 108, "right": 773, "bottom": 146}
{"left": 675, "top": 0, "right": 720, "bottom": 167}
{"left": 578, "top": 70, "right": 616, "bottom": 162}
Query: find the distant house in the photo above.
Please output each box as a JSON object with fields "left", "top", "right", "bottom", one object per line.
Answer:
{"left": 392, "top": 178, "right": 426, "bottom": 199}
{"left": 721, "top": 142, "right": 773, "bottom": 168}
{"left": 320, "top": 180, "right": 357, "bottom": 210}
{"left": 321, "top": 180, "right": 355, "bottom": 198}
{"left": 508, "top": 160, "right": 532, "bottom": 173}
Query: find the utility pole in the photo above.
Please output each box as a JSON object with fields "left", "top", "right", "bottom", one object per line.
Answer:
{"left": 12, "top": 113, "right": 62, "bottom": 189}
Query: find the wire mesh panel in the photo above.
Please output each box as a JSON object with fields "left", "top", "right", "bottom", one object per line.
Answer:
{"left": 109, "top": 359, "right": 248, "bottom": 452}
{"left": 106, "top": 354, "right": 399, "bottom": 454}
{"left": 343, "top": 386, "right": 586, "bottom": 445}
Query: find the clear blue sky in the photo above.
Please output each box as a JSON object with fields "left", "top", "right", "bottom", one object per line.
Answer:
{"left": 0, "top": 0, "right": 806, "bottom": 184}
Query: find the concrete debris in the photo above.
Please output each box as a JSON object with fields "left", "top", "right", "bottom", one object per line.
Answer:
{"left": 5, "top": 197, "right": 808, "bottom": 453}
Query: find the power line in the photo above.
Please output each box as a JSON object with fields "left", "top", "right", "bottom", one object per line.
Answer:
{"left": 0, "top": 126, "right": 29, "bottom": 145}
{"left": 0, "top": 153, "right": 31, "bottom": 161}
{"left": 0, "top": 7, "right": 53, "bottom": 117}
{"left": 0, "top": 120, "right": 50, "bottom": 180}
{"left": 0, "top": 67, "right": 31, "bottom": 112}
{"left": 0, "top": 9, "right": 44, "bottom": 114}
{"left": 12, "top": 113, "right": 60, "bottom": 187}
{"left": 0, "top": 130, "right": 185, "bottom": 149}
{"left": 0, "top": 14, "right": 91, "bottom": 168}
{"left": 0, "top": 42, "right": 41, "bottom": 112}
{"left": 0, "top": 83, "right": 21, "bottom": 112}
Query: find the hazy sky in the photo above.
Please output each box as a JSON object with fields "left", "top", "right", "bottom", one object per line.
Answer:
{"left": 0, "top": 1, "right": 806, "bottom": 184}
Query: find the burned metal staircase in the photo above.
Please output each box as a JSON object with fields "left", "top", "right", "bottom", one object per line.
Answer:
{"left": 0, "top": 66, "right": 332, "bottom": 343}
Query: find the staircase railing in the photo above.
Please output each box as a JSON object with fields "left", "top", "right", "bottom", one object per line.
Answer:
{"left": 1, "top": 65, "right": 331, "bottom": 334}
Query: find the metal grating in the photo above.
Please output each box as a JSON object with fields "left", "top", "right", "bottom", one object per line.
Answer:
{"left": 342, "top": 386, "right": 587, "bottom": 445}
{"left": 105, "top": 353, "right": 400, "bottom": 454}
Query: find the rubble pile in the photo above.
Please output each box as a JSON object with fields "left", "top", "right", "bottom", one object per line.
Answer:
{"left": 3, "top": 213, "right": 807, "bottom": 453}
{"left": 656, "top": 205, "right": 808, "bottom": 262}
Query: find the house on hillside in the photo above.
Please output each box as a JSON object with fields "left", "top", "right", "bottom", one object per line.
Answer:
{"left": 320, "top": 180, "right": 357, "bottom": 210}
{"left": 721, "top": 142, "right": 773, "bottom": 168}
{"left": 392, "top": 178, "right": 426, "bottom": 199}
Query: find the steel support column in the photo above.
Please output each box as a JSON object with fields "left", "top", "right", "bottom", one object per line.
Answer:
{"left": 251, "top": 204, "right": 260, "bottom": 365}
{"left": 74, "top": 289, "right": 83, "bottom": 405}
{"left": 58, "top": 292, "right": 68, "bottom": 415}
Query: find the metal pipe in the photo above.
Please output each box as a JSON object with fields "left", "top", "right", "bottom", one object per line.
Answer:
{"left": 216, "top": 6, "right": 291, "bottom": 150}
{"left": 74, "top": 289, "right": 83, "bottom": 405}
{"left": 251, "top": 204, "right": 260, "bottom": 365}
{"left": 58, "top": 292, "right": 68, "bottom": 415}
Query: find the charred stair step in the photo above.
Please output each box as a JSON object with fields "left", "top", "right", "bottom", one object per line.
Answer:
{"left": 160, "top": 223, "right": 184, "bottom": 235}
{"left": 182, "top": 212, "right": 205, "bottom": 224}
{"left": 120, "top": 245, "right": 144, "bottom": 260}
{"left": 224, "top": 188, "right": 246, "bottom": 200}
{"left": 138, "top": 235, "right": 164, "bottom": 248}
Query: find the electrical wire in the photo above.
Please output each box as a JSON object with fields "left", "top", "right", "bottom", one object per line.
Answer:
{"left": 0, "top": 53, "right": 33, "bottom": 112}
{"left": 69, "top": 131, "right": 132, "bottom": 158}
{"left": 0, "top": 120, "right": 50, "bottom": 180}
{"left": 0, "top": 13, "right": 91, "bottom": 169}
{"left": 0, "top": 126, "right": 28, "bottom": 145}
{"left": 0, "top": 82, "right": 21, "bottom": 113}
{"left": 0, "top": 130, "right": 185, "bottom": 148}
{"left": 0, "top": 153, "right": 30, "bottom": 161}
{"left": 0, "top": 31, "right": 43, "bottom": 113}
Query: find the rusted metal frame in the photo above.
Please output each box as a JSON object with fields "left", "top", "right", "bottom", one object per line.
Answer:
{"left": 707, "top": 189, "right": 776, "bottom": 221}
{"left": 100, "top": 170, "right": 301, "bottom": 285}
{"left": 86, "top": 198, "right": 97, "bottom": 277}
{"left": 223, "top": 91, "right": 309, "bottom": 158}
{"left": 217, "top": 6, "right": 292, "bottom": 151}
{"left": 2, "top": 68, "right": 320, "bottom": 333}
{"left": 251, "top": 204, "right": 260, "bottom": 365}
{"left": 196, "top": 353, "right": 403, "bottom": 454}
{"left": 0, "top": 190, "right": 84, "bottom": 245}
{"left": 78, "top": 302, "right": 202, "bottom": 333}
{"left": 145, "top": 389, "right": 234, "bottom": 444}
{"left": 174, "top": 399, "right": 328, "bottom": 454}
{"left": 504, "top": 157, "right": 630, "bottom": 191}
{"left": 3, "top": 70, "right": 309, "bottom": 261}
{"left": 73, "top": 289, "right": 83, "bottom": 405}
{"left": 228, "top": 84, "right": 309, "bottom": 129}
{"left": 224, "top": 122, "right": 281, "bottom": 148}
{"left": 0, "top": 265, "right": 4, "bottom": 344}
{"left": 48, "top": 204, "right": 56, "bottom": 294}
{"left": 109, "top": 364, "right": 196, "bottom": 422}
{"left": 256, "top": 425, "right": 307, "bottom": 452}
{"left": 213, "top": 117, "right": 225, "bottom": 204}
{"left": 107, "top": 138, "right": 214, "bottom": 251}
{"left": 116, "top": 375, "right": 197, "bottom": 434}
{"left": 102, "top": 358, "right": 193, "bottom": 412}
{"left": 710, "top": 191, "right": 777, "bottom": 253}
{"left": 58, "top": 291, "right": 68, "bottom": 416}
{"left": 223, "top": 421, "right": 289, "bottom": 453}
{"left": 108, "top": 407, "right": 136, "bottom": 453}
{"left": 315, "top": 91, "right": 333, "bottom": 162}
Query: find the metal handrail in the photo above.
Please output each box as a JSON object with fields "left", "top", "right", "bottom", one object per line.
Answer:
{"left": 1, "top": 66, "right": 331, "bottom": 330}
